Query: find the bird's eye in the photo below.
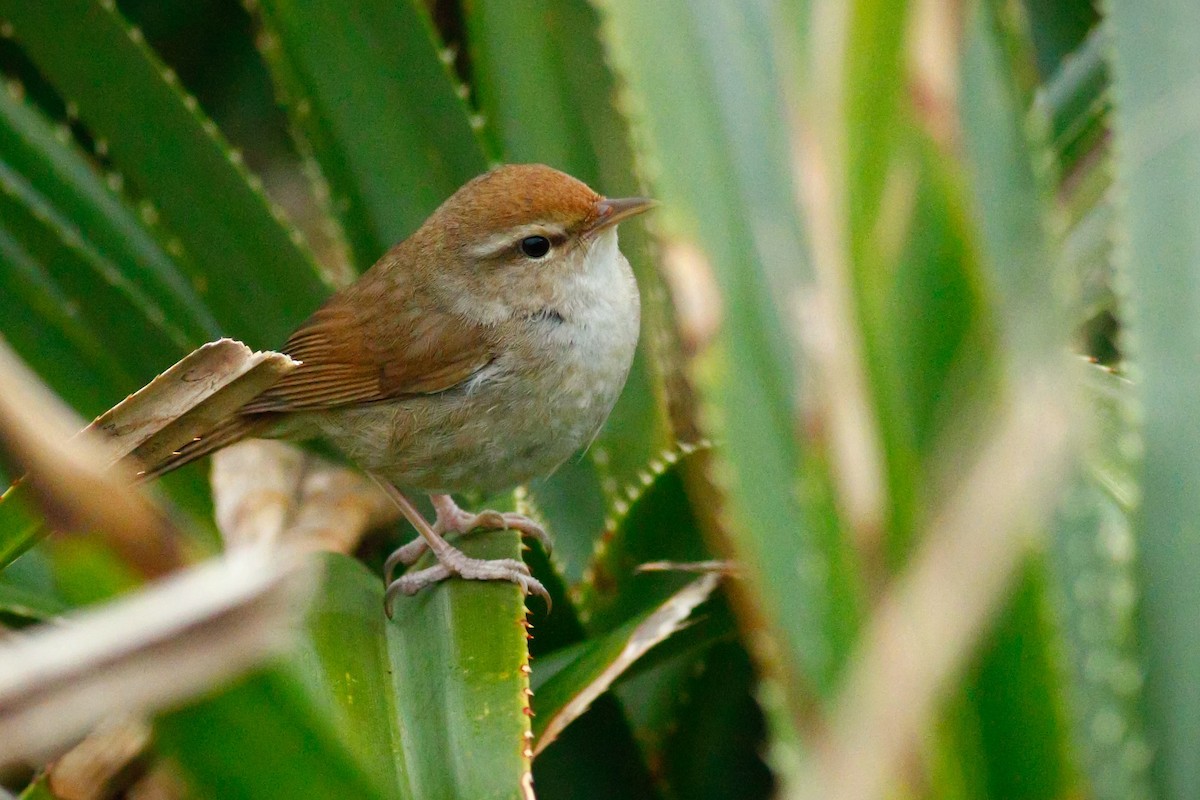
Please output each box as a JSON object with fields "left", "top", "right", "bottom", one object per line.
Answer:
{"left": 520, "top": 235, "right": 551, "bottom": 259}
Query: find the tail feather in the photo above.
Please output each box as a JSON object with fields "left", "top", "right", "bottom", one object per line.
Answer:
{"left": 134, "top": 415, "right": 266, "bottom": 483}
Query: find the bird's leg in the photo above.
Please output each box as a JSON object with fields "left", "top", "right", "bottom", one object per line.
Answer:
{"left": 383, "top": 493, "right": 551, "bottom": 579}
{"left": 373, "top": 479, "right": 550, "bottom": 617}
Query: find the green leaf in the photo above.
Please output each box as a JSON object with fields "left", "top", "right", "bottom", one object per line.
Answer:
{"left": 17, "top": 774, "right": 54, "bottom": 800}
{"left": 1023, "top": 0, "right": 1098, "bottom": 79}
{"left": 961, "top": 0, "right": 1064, "bottom": 365}
{"left": 0, "top": 84, "right": 219, "bottom": 346}
{"left": 0, "top": 543, "right": 66, "bottom": 629}
{"left": 531, "top": 696, "right": 661, "bottom": 800}
{"left": 1094, "top": 1, "right": 1200, "bottom": 797}
{"left": 574, "top": 446, "right": 711, "bottom": 633}
{"left": 1040, "top": 363, "right": 1150, "bottom": 800}
{"left": 0, "top": 0, "right": 328, "bottom": 346}
{"left": 464, "top": 0, "right": 627, "bottom": 185}
{"left": 297, "top": 547, "right": 533, "bottom": 800}
{"left": 651, "top": 642, "right": 773, "bottom": 800}
{"left": 0, "top": 222, "right": 136, "bottom": 417}
{"left": 0, "top": 482, "right": 49, "bottom": 570}
{"left": 1040, "top": 26, "right": 1108, "bottom": 180}
{"left": 965, "top": 562, "right": 1075, "bottom": 800}
{"left": 948, "top": 7, "right": 1078, "bottom": 798}
{"left": 254, "top": 0, "right": 488, "bottom": 270}
{"left": 531, "top": 573, "right": 719, "bottom": 751}
{"left": 157, "top": 668, "right": 389, "bottom": 800}
{"left": 0, "top": 579, "right": 65, "bottom": 626}
{"left": 0, "top": 161, "right": 188, "bottom": 384}
{"left": 158, "top": 544, "right": 534, "bottom": 800}
{"left": 592, "top": 0, "right": 862, "bottom": 716}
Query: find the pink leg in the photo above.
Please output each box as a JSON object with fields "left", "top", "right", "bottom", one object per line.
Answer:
{"left": 383, "top": 493, "right": 551, "bottom": 581}
{"left": 373, "top": 481, "right": 550, "bottom": 617}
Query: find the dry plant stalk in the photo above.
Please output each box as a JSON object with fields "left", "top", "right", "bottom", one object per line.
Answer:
{"left": 793, "top": 374, "right": 1073, "bottom": 800}
{"left": 211, "top": 440, "right": 398, "bottom": 552}
{"left": 47, "top": 717, "right": 152, "bottom": 800}
{"left": 0, "top": 547, "right": 313, "bottom": 769}
{"left": 0, "top": 344, "right": 180, "bottom": 578}
{"left": 0, "top": 339, "right": 315, "bottom": 772}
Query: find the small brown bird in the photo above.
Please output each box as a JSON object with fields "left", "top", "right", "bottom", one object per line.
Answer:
{"left": 139, "top": 164, "right": 653, "bottom": 612}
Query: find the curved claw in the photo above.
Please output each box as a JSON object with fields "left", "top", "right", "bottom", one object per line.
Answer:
{"left": 521, "top": 575, "right": 552, "bottom": 612}
{"left": 383, "top": 537, "right": 429, "bottom": 584}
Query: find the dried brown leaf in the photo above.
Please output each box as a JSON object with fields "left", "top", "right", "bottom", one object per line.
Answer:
{"left": 0, "top": 548, "right": 314, "bottom": 769}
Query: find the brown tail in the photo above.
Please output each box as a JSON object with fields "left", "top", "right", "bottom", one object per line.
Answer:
{"left": 134, "top": 414, "right": 267, "bottom": 483}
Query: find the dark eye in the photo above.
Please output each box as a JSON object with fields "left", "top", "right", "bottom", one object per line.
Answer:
{"left": 520, "top": 235, "right": 551, "bottom": 259}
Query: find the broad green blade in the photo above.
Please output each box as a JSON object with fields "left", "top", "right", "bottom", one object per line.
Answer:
{"left": 1103, "top": 2, "right": 1200, "bottom": 793}
{"left": 0, "top": 0, "right": 328, "bottom": 346}
{"left": 463, "top": 0, "right": 631, "bottom": 187}
{"left": 157, "top": 668, "right": 389, "bottom": 800}
{"left": 592, "top": 0, "right": 862, "bottom": 719}
{"left": 293, "top": 547, "right": 533, "bottom": 800}
{"left": 0, "top": 85, "right": 219, "bottom": 346}
{"left": 0, "top": 223, "right": 136, "bottom": 417}
{"left": 0, "top": 162, "right": 187, "bottom": 385}
{"left": 961, "top": 1, "right": 1065, "bottom": 366}
{"left": 254, "top": 0, "right": 487, "bottom": 270}
{"left": 964, "top": 563, "right": 1075, "bottom": 800}
{"left": 802, "top": 0, "right": 1002, "bottom": 570}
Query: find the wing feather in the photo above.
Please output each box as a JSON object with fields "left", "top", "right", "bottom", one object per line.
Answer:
{"left": 242, "top": 280, "right": 493, "bottom": 414}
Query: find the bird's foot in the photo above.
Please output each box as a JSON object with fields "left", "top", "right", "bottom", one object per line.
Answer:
{"left": 383, "top": 494, "right": 551, "bottom": 581}
{"left": 373, "top": 488, "right": 551, "bottom": 617}
{"left": 384, "top": 546, "right": 551, "bottom": 617}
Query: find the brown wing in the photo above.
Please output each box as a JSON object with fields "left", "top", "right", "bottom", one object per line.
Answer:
{"left": 242, "top": 284, "right": 494, "bottom": 414}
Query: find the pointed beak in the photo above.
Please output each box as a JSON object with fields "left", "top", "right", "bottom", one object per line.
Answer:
{"left": 590, "top": 196, "right": 658, "bottom": 232}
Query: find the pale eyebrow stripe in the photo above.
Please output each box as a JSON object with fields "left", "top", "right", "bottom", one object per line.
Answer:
{"left": 467, "top": 223, "right": 567, "bottom": 259}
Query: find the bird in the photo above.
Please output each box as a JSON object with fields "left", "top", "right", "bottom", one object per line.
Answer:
{"left": 133, "top": 164, "right": 653, "bottom": 614}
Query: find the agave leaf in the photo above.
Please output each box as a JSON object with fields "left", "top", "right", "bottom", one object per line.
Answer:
{"left": 593, "top": 0, "right": 862, "bottom": 723}
{"left": 253, "top": 0, "right": 487, "bottom": 270}
{"left": 1046, "top": 363, "right": 1150, "bottom": 800}
{"left": 573, "top": 445, "right": 711, "bottom": 633}
{"left": 0, "top": 82, "right": 219, "bottom": 347}
{"left": 157, "top": 666, "right": 388, "bottom": 800}
{"left": 532, "top": 573, "right": 719, "bottom": 755}
{"left": 286, "top": 548, "right": 535, "bottom": 800}
{"left": 0, "top": 0, "right": 328, "bottom": 346}
{"left": 1102, "top": 0, "right": 1200, "bottom": 792}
